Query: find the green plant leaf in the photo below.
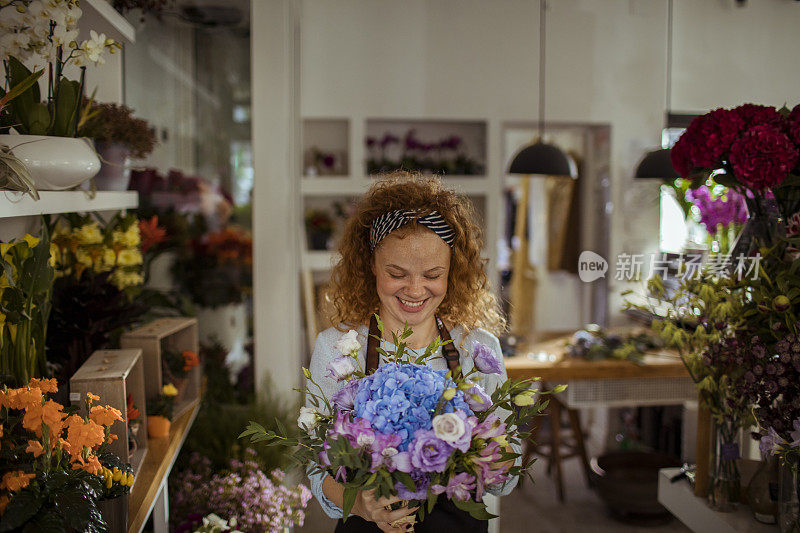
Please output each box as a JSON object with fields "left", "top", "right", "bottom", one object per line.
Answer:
{"left": 53, "top": 78, "right": 81, "bottom": 137}
{"left": 22, "top": 510, "right": 65, "bottom": 533}
{"left": 6, "top": 57, "right": 40, "bottom": 134}
{"left": 342, "top": 486, "right": 357, "bottom": 520}
{"left": 54, "top": 486, "right": 103, "bottom": 533}
{"left": 26, "top": 103, "right": 51, "bottom": 135}
{"left": 0, "top": 487, "right": 45, "bottom": 532}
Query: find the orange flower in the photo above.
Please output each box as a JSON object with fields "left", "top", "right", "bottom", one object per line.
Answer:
{"left": 0, "top": 424, "right": 3, "bottom": 438}
{"left": 89, "top": 405, "right": 123, "bottom": 427}
{"left": 22, "top": 402, "right": 43, "bottom": 435}
{"left": 0, "top": 493, "right": 9, "bottom": 516}
{"left": 0, "top": 471, "right": 35, "bottom": 492}
{"left": 86, "top": 393, "right": 100, "bottom": 402}
{"left": 58, "top": 438, "right": 72, "bottom": 455}
{"left": 27, "top": 378, "right": 58, "bottom": 394}
{"left": 2, "top": 387, "right": 42, "bottom": 410}
{"left": 25, "top": 440, "right": 44, "bottom": 458}
{"left": 71, "top": 453, "right": 102, "bottom": 475}
{"left": 182, "top": 350, "right": 200, "bottom": 371}
{"left": 108, "top": 433, "right": 118, "bottom": 443}
{"left": 65, "top": 414, "right": 105, "bottom": 456}
{"left": 41, "top": 400, "right": 65, "bottom": 440}
{"left": 139, "top": 216, "right": 167, "bottom": 253}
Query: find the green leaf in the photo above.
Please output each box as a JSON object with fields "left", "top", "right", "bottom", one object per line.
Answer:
{"left": 6, "top": 56, "right": 40, "bottom": 133}
{"left": 342, "top": 487, "right": 358, "bottom": 520}
{"left": 53, "top": 78, "right": 81, "bottom": 137}
{"left": 452, "top": 498, "right": 497, "bottom": 520}
{"left": 0, "top": 69, "right": 44, "bottom": 109}
{"left": 0, "top": 487, "right": 45, "bottom": 532}
{"left": 54, "top": 486, "right": 103, "bottom": 533}
{"left": 26, "top": 103, "right": 51, "bottom": 136}
{"left": 22, "top": 510, "right": 65, "bottom": 533}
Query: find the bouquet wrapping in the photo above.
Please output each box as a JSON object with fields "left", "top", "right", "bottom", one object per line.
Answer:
{"left": 241, "top": 317, "right": 561, "bottom": 525}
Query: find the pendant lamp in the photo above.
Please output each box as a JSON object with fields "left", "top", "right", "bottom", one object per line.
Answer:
{"left": 634, "top": 0, "right": 678, "bottom": 180}
{"left": 508, "top": 0, "right": 575, "bottom": 178}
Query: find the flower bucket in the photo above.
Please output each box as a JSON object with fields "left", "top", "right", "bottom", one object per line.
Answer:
{"left": 147, "top": 415, "right": 171, "bottom": 438}
{"left": 0, "top": 134, "right": 100, "bottom": 190}
{"left": 92, "top": 142, "right": 130, "bottom": 191}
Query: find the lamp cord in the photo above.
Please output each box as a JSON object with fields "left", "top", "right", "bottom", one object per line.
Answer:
{"left": 666, "top": 0, "right": 673, "bottom": 115}
{"left": 538, "top": 0, "right": 546, "bottom": 140}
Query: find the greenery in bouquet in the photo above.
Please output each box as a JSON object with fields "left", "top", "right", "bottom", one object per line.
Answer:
{"left": 0, "top": 1, "right": 121, "bottom": 137}
{"left": 0, "top": 229, "right": 55, "bottom": 384}
{"left": 241, "top": 317, "right": 561, "bottom": 523}
{"left": 149, "top": 383, "right": 178, "bottom": 420}
{"left": 0, "top": 378, "right": 134, "bottom": 531}
{"left": 78, "top": 101, "right": 157, "bottom": 158}
{"left": 171, "top": 225, "right": 252, "bottom": 308}
{"left": 170, "top": 449, "right": 311, "bottom": 533}
{"left": 565, "top": 324, "right": 664, "bottom": 363}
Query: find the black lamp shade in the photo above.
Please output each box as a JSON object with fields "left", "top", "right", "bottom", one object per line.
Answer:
{"left": 508, "top": 141, "right": 576, "bottom": 177}
{"left": 634, "top": 148, "right": 678, "bottom": 180}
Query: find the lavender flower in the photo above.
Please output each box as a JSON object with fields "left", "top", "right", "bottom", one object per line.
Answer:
{"left": 464, "top": 383, "right": 491, "bottom": 412}
{"left": 331, "top": 379, "right": 359, "bottom": 411}
{"left": 431, "top": 472, "right": 476, "bottom": 501}
{"left": 394, "top": 471, "right": 430, "bottom": 500}
{"left": 408, "top": 429, "right": 453, "bottom": 473}
{"left": 326, "top": 355, "right": 356, "bottom": 381}
{"left": 472, "top": 341, "right": 502, "bottom": 375}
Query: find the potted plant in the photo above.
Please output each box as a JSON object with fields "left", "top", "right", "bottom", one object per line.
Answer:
{"left": 0, "top": 378, "right": 135, "bottom": 531}
{"left": 0, "top": 1, "right": 121, "bottom": 190}
{"left": 147, "top": 383, "right": 177, "bottom": 438}
{"left": 304, "top": 208, "right": 334, "bottom": 250}
{"left": 162, "top": 349, "right": 200, "bottom": 397}
{"left": 78, "top": 102, "right": 157, "bottom": 190}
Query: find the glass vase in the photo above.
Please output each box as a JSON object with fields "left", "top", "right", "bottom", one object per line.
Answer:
{"left": 709, "top": 419, "right": 741, "bottom": 512}
{"left": 747, "top": 452, "right": 779, "bottom": 524}
{"left": 728, "top": 195, "right": 783, "bottom": 259}
{"left": 779, "top": 457, "right": 800, "bottom": 533}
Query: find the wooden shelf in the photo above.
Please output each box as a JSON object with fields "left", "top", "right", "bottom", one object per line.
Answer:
{"left": 83, "top": 0, "right": 136, "bottom": 43}
{"left": 0, "top": 190, "right": 139, "bottom": 218}
{"left": 658, "top": 468, "right": 775, "bottom": 533}
{"left": 127, "top": 400, "right": 200, "bottom": 533}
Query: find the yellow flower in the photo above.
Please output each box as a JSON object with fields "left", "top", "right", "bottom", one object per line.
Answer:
{"left": 116, "top": 249, "right": 142, "bottom": 267}
{"left": 74, "top": 248, "right": 95, "bottom": 268}
{"left": 74, "top": 223, "right": 103, "bottom": 245}
{"left": 112, "top": 226, "right": 140, "bottom": 248}
{"left": 21, "top": 234, "right": 39, "bottom": 248}
{"left": 111, "top": 269, "right": 143, "bottom": 290}
{"left": 0, "top": 242, "right": 12, "bottom": 258}
{"left": 162, "top": 383, "right": 178, "bottom": 397}
{"left": 97, "top": 248, "right": 116, "bottom": 273}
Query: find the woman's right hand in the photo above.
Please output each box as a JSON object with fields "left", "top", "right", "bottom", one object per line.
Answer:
{"left": 352, "top": 489, "right": 417, "bottom": 532}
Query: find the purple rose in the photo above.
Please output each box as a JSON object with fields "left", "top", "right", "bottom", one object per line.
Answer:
{"left": 332, "top": 380, "right": 359, "bottom": 411}
{"left": 472, "top": 341, "right": 502, "bottom": 375}
{"left": 409, "top": 429, "right": 454, "bottom": 473}
{"left": 431, "top": 472, "right": 476, "bottom": 501}
{"left": 465, "top": 383, "right": 491, "bottom": 412}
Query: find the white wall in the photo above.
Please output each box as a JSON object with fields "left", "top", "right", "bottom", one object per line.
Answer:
{"left": 298, "top": 0, "right": 800, "bottom": 326}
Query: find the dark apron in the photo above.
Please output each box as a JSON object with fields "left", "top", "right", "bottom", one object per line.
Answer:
{"left": 334, "top": 315, "right": 488, "bottom": 533}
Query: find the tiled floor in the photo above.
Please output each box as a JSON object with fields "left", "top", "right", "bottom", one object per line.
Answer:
{"left": 296, "top": 457, "right": 691, "bottom": 532}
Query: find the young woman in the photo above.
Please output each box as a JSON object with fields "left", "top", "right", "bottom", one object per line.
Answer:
{"left": 307, "top": 173, "right": 518, "bottom": 533}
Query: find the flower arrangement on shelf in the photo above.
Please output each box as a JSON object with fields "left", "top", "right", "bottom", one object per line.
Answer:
{"left": 241, "top": 319, "right": 560, "bottom": 526}
{"left": 304, "top": 208, "right": 334, "bottom": 250}
{"left": 0, "top": 378, "right": 134, "bottom": 531}
{"left": 0, "top": 230, "right": 55, "bottom": 385}
{"left": 147, "top": 383, "right": 178, "bottom": 438}
{"left": 305, "top": 146, "right": 345, "bottom": 176}
{"left": 0, "top": 1, "right": 120, "bottom": 137}
{"left": 170, "top": 450, "right": 311, "bottom": 533}
{"left": 171, "top": 225, "right": 252, "bottom": 308}
{"left": 162, "top": 348, "right": 200, "bottom": 396}
{"left": 365, "top": 130, "right": 484, "bottom": 176}
{"left": 78, "top": 100, "right": 157, "bottom": 157}
{"left": 565, "top": 325, "right": 664, "bottom": 364}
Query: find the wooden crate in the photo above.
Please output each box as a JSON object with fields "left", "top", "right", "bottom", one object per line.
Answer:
{"left": 70, "top": 349, "right": 148, "bottom": 478}
{"left": 120, "top": 317, "right": 201, "bottom": 420}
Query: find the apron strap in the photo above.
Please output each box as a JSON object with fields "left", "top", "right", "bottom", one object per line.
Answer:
{"left": 365, "top": 315, "right": 462, "bottom": 378}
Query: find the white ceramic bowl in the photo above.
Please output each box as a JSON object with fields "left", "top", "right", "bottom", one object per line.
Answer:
{"left": 0, "top": 134, "right": 101, "bottom": 190}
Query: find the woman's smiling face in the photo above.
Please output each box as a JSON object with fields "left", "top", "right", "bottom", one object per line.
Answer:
{"left": 372, "top": 227, "right": 450, "bottom": 331}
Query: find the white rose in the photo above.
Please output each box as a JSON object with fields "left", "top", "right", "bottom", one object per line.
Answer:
{"left": 334, "top": 329, "right": 361, "bottom": 355}
{"left": 326, "top": 355, "right": 356, "bottom": 381}
{"left": 297, "top": 406, "right": 318, "bottom": 433}
{"left": 432, "top": 412, "right": 466, "bottom": 444}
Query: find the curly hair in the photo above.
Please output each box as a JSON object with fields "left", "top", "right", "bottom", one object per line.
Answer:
{"left": 329, "top": 172, "right": 506, "bottom": 335}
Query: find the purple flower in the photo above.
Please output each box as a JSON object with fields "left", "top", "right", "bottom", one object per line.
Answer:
{"left": 431, "top": 472, "right": 476, "bottom": 501}
{"left": 332, "top": 412, "right": 375, "bottom": 448}
{"left": 465, "top": 383, "right": 492, "bottom": 412}
{"left": 472, "top": 414, "right": 506, "bottom": 441}
{"left": 472, "top": 341, "right": 502, "bottom": 375}
{"left": 394, "top": 471, "right": 430, "bottom": 500}
{"left": 332, "top": 380, "right": 359, "bottom": 411}
{"left": 408, "top": 429, "right": 454, "bottom": 473}
{"left": 326, "top": 355, "right": 356, "bottom": 381}
{"left": 369, "top": 433, "right": 411, "bottom": 473}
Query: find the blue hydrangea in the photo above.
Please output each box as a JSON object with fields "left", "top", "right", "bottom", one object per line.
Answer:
{"left": 354, "top": 363, "right": 472, "bottom": 450}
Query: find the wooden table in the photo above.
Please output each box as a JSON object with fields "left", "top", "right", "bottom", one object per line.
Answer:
{"left": 127, "top": 399, "right": 200, "bottom": 533}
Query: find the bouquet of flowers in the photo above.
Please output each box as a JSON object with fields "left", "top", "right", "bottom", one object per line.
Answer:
{"left": 241, "top": 317, "right": 559, "bottom": 525}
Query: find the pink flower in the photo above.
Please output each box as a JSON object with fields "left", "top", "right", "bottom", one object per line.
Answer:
{"left": 431, "top": 472, "right": 476, "bottom": 501}
{"left": 730, "top": 124, "right": 798, "bottom": 190}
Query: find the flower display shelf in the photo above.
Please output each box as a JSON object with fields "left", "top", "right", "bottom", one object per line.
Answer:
{"left": 658, "top": 468, "right": 775, "bottom": 532}
{"left": 83, "top": 0, "right": 136, "bottom": 43}
{"left": 120, "top": 317, "right": 200, "bottom": 420}
{"left": 70, "top": 349, "right": 148, "bottom": 478}
{"left": 0, "top": 190, "right": 139, "bottom": 218}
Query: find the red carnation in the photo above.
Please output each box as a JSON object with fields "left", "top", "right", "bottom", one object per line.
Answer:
{"left": 730, "top": 124, "right": 798, "bottom": 190}
{"left": 730, "top": 103, "right": 784, "bottom": 130}
{"left": 689, "top": 108, "right": 744, "bottom": 168}
{"left": 670, "top": 132, "right": 694, "bottom": 178}
{"left": 788, "top": 104, "right": 800, "bottom": 145}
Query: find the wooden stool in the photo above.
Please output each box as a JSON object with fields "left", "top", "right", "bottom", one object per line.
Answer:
{"left": 521, "top": 394, "right": 592, "bottom": 502}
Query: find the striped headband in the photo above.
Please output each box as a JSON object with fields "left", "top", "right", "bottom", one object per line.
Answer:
{"left": 369, "top": 210, "right": 455, "bottom": 251}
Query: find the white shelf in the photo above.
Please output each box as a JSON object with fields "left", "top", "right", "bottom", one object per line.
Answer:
{"left": 302, "top": 250, "right": 340, "bottom": 271}
{"left": 658, "top": 468, "right": 775, "bottom": 533}
{"left": 83, "top": 0, "right": 136, "bottom": 43}
{"left": 0, "top": 191, "right": 139, "bottom": 218}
